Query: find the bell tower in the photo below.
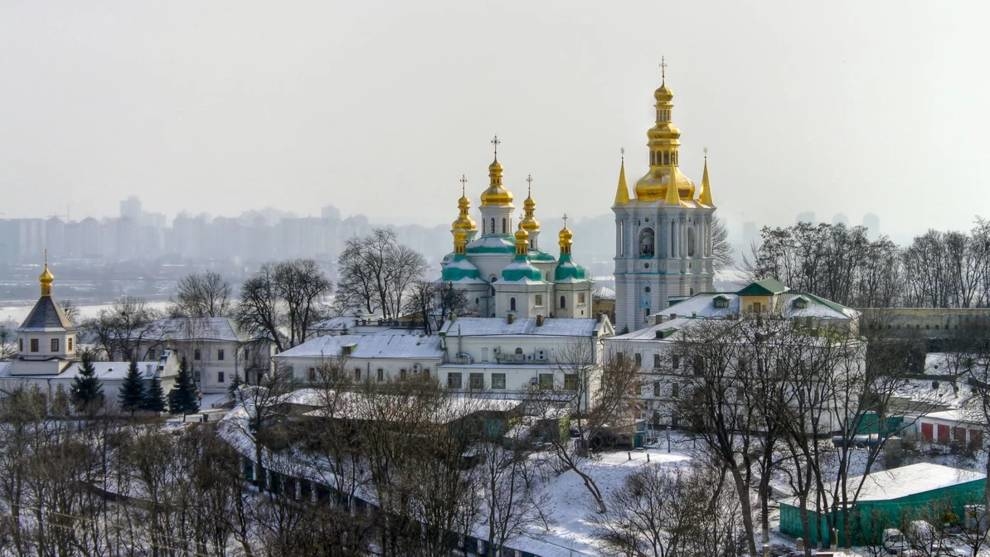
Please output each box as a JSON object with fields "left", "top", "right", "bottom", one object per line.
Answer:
{"left": 612, "top": 62, "right": 716, "bottom": 333}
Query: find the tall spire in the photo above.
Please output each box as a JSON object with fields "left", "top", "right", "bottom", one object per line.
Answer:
{"left": 39, "top": 250, "right": 54, "bottom": 297}
{"left": 698, "top": 148, "right": 714, "bottom": 207}
{"left": 614, "top": 148, "right": 630, "bottom": 205}
{"left": 636, "top": 59, "right": 690, "bottom": 201}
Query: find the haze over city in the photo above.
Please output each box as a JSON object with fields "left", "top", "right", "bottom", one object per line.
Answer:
{"left": 2, "top": 1, "right": 988, "bottom": 241}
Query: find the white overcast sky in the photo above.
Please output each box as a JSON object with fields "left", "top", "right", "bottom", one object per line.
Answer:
{"left": 1, "top": 1, "right": 988, "bottom": 239}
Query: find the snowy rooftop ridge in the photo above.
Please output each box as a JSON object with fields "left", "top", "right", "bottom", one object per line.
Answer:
{"left": 439, "top": 316, "right": 604, "bottom": 337}
{"left": 275, "top": 333, "right": 443, "bottom": 360}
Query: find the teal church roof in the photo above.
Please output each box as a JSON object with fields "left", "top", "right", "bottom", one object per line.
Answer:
{"left": 500, "top": 255, "right": 544, "bottom": 282}
{"left": 441, "top": 254, "right": 483, "bottom": 282}
{"left": 554, "top": 253, "right": 588, "bottom": 282}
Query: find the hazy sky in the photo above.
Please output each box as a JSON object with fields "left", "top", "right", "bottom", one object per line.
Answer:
{"left": 1, "top": 1, "right": 988, "bottom": 240}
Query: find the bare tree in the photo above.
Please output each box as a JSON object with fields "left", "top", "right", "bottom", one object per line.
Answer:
{"left": 337, "top": 228, "right": 427, "bottom": 320}
{"left": 173, "top": 270, "right": 232, "bottom": 317}
{"left": 711, "top": 214, "right": 734, "bottom": 270}
{"left": 82, "top": 296, "right": 161, "bottom": 360}
{"left": 236, "top": 259, "right": 332, "bottom": 351}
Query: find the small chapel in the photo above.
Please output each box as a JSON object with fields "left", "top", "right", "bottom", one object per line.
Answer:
{"left": 440, "top": 140, "right": 593, "bottom": 320}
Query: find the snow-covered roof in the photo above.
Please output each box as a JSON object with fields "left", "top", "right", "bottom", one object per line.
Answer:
{"left": 593, "top": 286, "right": 616, "bottom": 300}
{"left": 0, "top": 358, "right": 175, "bottom": 381}
{"left": 791, "top": 464, "right": 984, "bottom": 508}
{"left": 137, "top": 317, "right": 248, "bottom": 343}
{"left": 653, "top": 290, "right": 859, "bottom": 322}
{"left": 275, "top": 333, "right": 443, "bottom": 361}
{"left": 923, "top": 409, "right": 983, "bottom": 425}
{"left": 440, "top": 317, "right": 602, "bottom": 338}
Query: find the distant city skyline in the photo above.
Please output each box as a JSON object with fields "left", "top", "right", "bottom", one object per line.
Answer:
{"left": 1, "top": 1, "right": 988, "bottom": 240}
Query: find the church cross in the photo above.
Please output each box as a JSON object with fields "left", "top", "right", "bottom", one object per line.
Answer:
{"left": 526, "top": 173, "right": 533, "bottom": 196}
{"left": 620, "top": 147, "right": 625, "bottom": 162}
{"left": 703, "top": 147, "right": 709, "bottom": 160}
{"left": 459, "top": 174, "right": 468, "bottom": 196}
{"left": 491, "top": 135, "right": 501, "bottom": 159}
{"left": 660, "top": 56, "right": 667, "bottom": 82}
{"left": 562, "top": 213, "right": 568, "bottom": 228}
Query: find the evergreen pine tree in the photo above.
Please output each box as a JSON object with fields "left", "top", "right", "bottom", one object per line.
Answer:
{"left": 52, "top": 383, "right": 70, "bottom": 417}
{"left": 168, "top": 357, "right": 199, "bottom": 414}
{"left": 142, "top": 374, "right": 166, "bottom": 413}
{"left": 118, "top": 359, "right": 145, "bottom": 414}
{"left": 70, "top": 350, "right": 104, "bottom": 413}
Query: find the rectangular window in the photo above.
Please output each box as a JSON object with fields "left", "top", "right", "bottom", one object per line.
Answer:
{"left": 218, "top": 349, "right": 225, "bottom": 361}
{"left": 354, "top": 368, "right": 361, "bottom": 381}
{"left": 30, "top": 338, "right": 39, "bottom": 353}
{"left": 377, "top": 368, "right": 384, "bottom": 382}
{"left": 535, "top": 294, "right": 543, "bottom": 306}
{"left": 672, "top": 383, "right": 679, "bottom": 398}
{"left": 19, "top": 338, "right": 23, "bottom": 352}
{"left": 308, "top": 368, "right": 316, "bottom": 382}
{"left": 564, "top": 374, "right": 578, "bottom": 391}
{"left": 653, "top": 354, "right": 661, "bottom": 369}
{"left": 469, "top": 373, "right": 484, "bottom": 390}
{"left": 51, "top": 338, "right": 60, "bottom": 352}
{"left": 447, "top": 373, "right": 462, "bottom": 389}
{"left": 491, "top": 373, "right": 506, "bottom": 389}
{"left": 68, "top": 337, "right": 73, "bottom": 351}
{"left": 218, "top": 371, "right": 225, "bottom": 384}
{"left": 653, "top": 381, "right": 661, "bottom": 397}
{"left": 194, "top": 349, "right": 201, "bottom": 361}
{"left": 539, "top": 373, "right": 554, "bottom": 390}
{"left": 578, "top": 293, "right": 586, "bottom": 304}
{"left": 148, "top": 348, "right": 155, "bottom": 360}
{"left": 672, "top": 355, "right": 680, "bottom": 370}
{"left": 634, "top": 353, "right": 642, "bottom": 368}
{"left": 400, "top": 368, "right": 407, "bottom": 380}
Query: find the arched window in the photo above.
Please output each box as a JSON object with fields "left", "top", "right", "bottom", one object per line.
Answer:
{"left": 560, "top": 296, "right": 567, "bottom": 309}
{"left": 515, "top": 347, "right": 523, "bottom": 355}
{"left": 639, "top": 228, "right": 655, "bottom": 257}
{"left": 490, "top": 218, "right": 495, "bottom": 234}
{"left": 670, "top": 221, "right": 676, "bottom": 256}
{"left": 687, "top": 227, "right": 696, "bottom": 256}
{"left": 510, "top": 297, "right": 516, "bottom": 312}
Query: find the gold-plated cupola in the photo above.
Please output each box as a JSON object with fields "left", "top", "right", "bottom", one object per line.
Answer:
{"left": 635, "top": 59, "right": 696, "bottom": 203}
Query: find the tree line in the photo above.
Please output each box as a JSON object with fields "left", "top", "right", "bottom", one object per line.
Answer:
{"left": 750, "top": 219, "right": 990, "bottom": 308}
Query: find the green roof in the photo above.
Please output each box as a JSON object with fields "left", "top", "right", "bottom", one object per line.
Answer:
{"left": 736, "top": 278, "right": 788, "bottom": 296}
{"left": 465, "top": 235, "right": 516, "bottom": 254}
{"left": 553, "top": 253, "right": 587, "bottom": 282}
{"left": 529, "top": 250, "right": 557, "bottom": 262}
{"left": 501, "top": 255, "right": 544, "bottom": 282}
{"left": 441, "top": 254, "right": 482, "bottom": 282}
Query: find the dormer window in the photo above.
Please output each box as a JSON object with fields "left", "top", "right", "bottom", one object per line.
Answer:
{"left": 713, "top": 296, "right": 730, "bottom": 309}
{"left": 792, "top": 297, "right": 809, "bottom": 310}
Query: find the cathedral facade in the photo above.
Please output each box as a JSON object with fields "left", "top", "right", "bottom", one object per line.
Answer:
{"left": 612, "top": 72, "right": 716, "bottom": 332}
{"left": 440, "top": 147, "right": 593, "bottom": 320}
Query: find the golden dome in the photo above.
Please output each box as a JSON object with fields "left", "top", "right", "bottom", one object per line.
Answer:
{"left": 39, "top": 262, "right": 54, "bottom": 296}
{"left": 514, "top": 224, "right": 529, "bottom": 255}
{"left": 480, "top": 159, "right": 514, "bottom": 207}
{"left": 451, "top": 195, "right": 478, "bottom": 233}
{"left": 636, "top": 167, "right": 696, "bottom": 203}
{"left": 655, "top": 82, "right": 673, "bottom": 102}
{"left": 558, "top": 224, "right": 573, "bottom": 255}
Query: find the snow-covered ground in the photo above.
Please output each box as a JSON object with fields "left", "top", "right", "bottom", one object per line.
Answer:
{"left": 517, "top": 448, "right": 691, "bottom": 556}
